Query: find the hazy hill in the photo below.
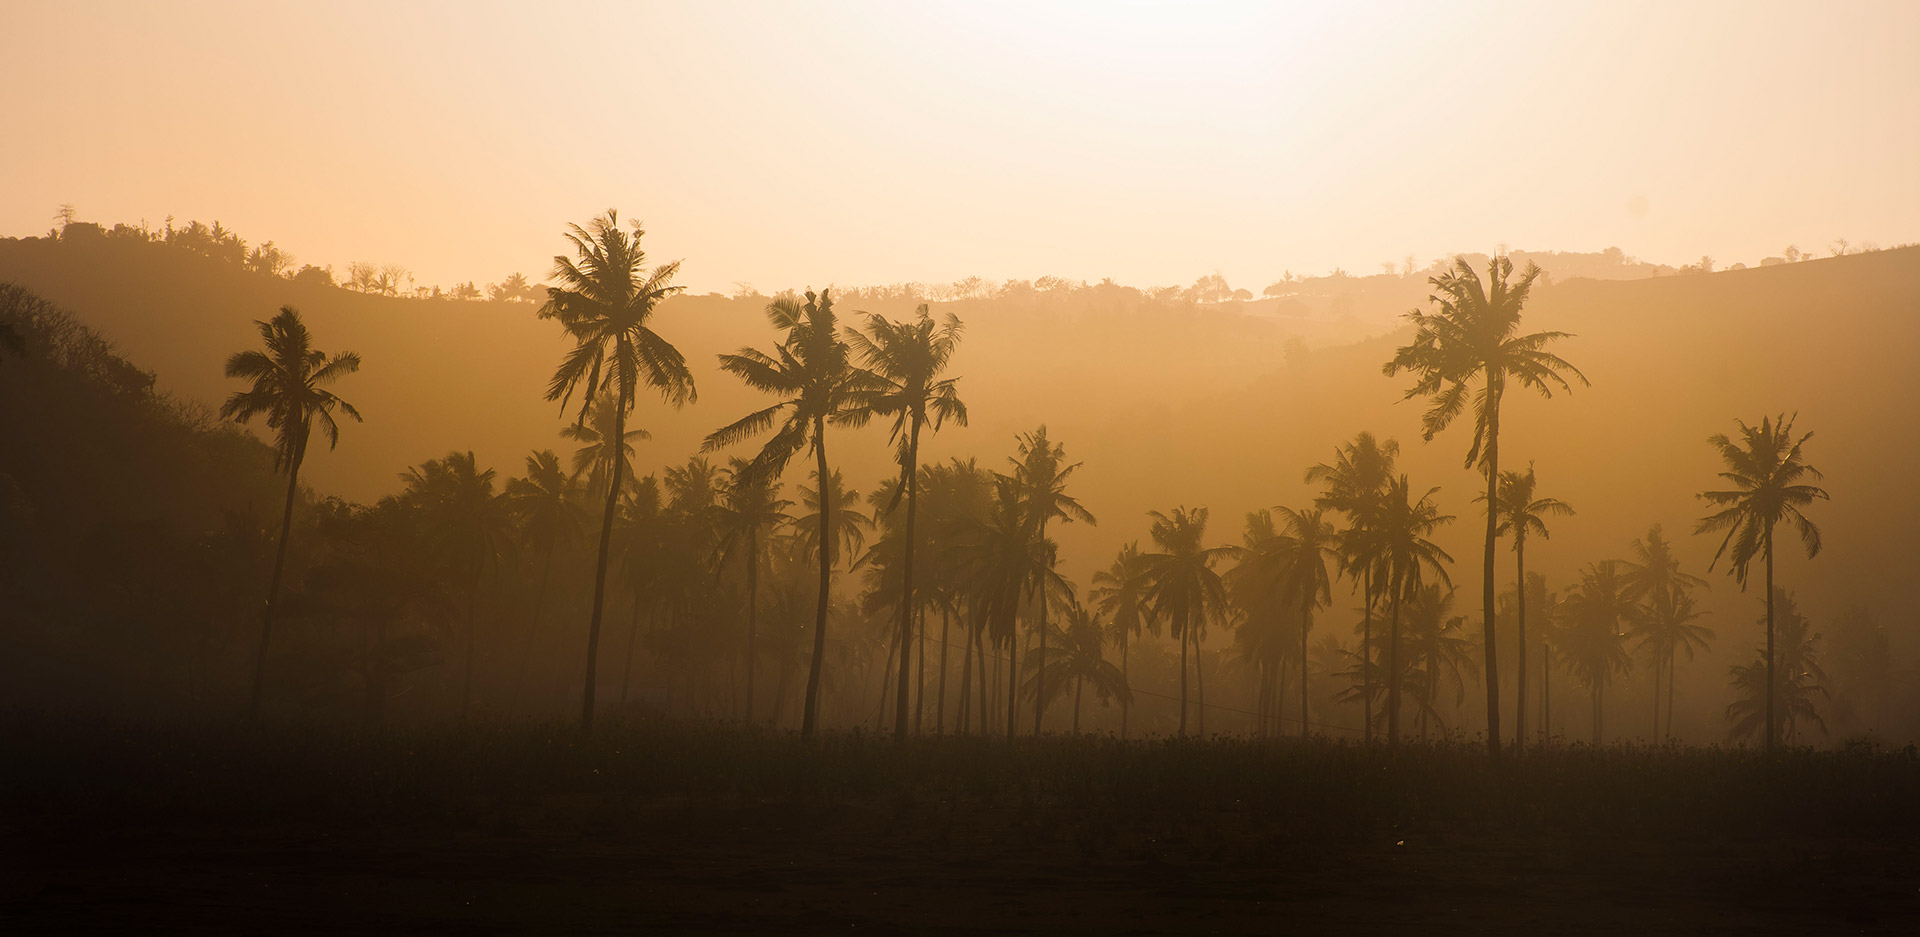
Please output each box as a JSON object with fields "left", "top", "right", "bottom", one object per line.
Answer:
{"left": 3, "top": 233, "right": 1916, "bottom": 736}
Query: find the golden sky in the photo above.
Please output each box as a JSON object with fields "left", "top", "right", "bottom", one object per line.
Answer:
{"left": 4, "top": 0, "right": 1917, "bottom": 293}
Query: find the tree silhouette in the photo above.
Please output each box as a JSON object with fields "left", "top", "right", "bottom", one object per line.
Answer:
{"left": 1401, "top": 585, "right": 1479, "bottom": 740}
{"left": 953, "top": 476, "right": 1071, "bottom": 738}
{"left": 561, "top": 394, "right": 651, "bottom": 499}
{"left": 1476, "top": 462, "right": 1572, "bottom": 751}
{"left": 539, "top": 210, "right": 693, "bottom": 732}
{"left": 1620, "top": 524, "right": 1711, "bottom": 739}
{"left": 704, "top": 289, "right": 874, "bottom": 737}
{"left": 1695, "top": 413, "right": 1828, "bottom": 753}
{"left": 1091, "top": 542, "right": 1155, "bottom": 739}
{"left": 506, "top": 449, "right": 585, "bottom": 708}
{"left": 1726, "top": 590, "right": 1827, "bottom": 744}
{"left": 1000, "top": 426, "right": 1095, "bottom": 735}
{"left": 400, "top": 450, "right": 513, "bottom": 720}
{"left": 1142, "top": 506, "right": 1232, "bottom": 737}
{"left": 1372, "top": 476, "right": 1454, "bottom": 745}
{"left": 1022, "top": 606, "right": 1130, "bottom": 735}
{"left": 1235, "top": 507, "right": 1340, "bottom": 736}
{"left": 1307, "top": 432, "right": 1400, "bottom": 743}
{"left": 843, "top": 304, "right": 967, "bottom": 738}
{"left": 712, "top": 458, "right": 792, "bottom": 724}
{"left": 220, "top": 306, "right": 361, "bottom": 721}
{"left": 1559, "top": 561, "right": 1636, "bottom": 744}
{"left": 1385, "top": 255, "right": 1585, "bottom": 758}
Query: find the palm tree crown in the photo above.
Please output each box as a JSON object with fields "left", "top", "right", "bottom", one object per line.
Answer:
{"left": 221, "top": 306, "right": 362, "bottom": 468}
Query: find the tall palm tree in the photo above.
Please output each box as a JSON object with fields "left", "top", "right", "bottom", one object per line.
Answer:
{"left": 1236, "top": 507, "right": 1340, "bottom": 736}
{"left": 1091, "top": 542, "right": 1155, "bottom": 739}
{"left": 1023, "top": 606, "right": 1131, "bottom": 735}
{"left": 220, "top": 305, "right": 361, "bottom": 721}
{"left": 1384, "top": 255, "right": 1586, "bottom": 758}
{"left": 712, "top": 457, "right": 793, "bottom": 724}
{"left": 843, "top": 305, "right": 968, "bottom": 738}
{"left": 400, "top": 451, "right": 514, "bottom": 720}
{"left": 1694, "top": 413, "right": 1829, "bottom": 753}
{"left": 952, "top": 476, "right": 1071, "bottom": 738}
{"left": 1559, "top": 561, "right": 1637, "bottom": 744}
{"left": 1631, "top": 585, "right": 1713, "bottom": 741}
{"left": 1307, "top": 431, "right": 1399, "bottom": 742}
{"left": 1726, "top": 589, "right": 1827, "bottom": 744}
{"left": 1141, "top": 506, "right": 1233, "bottom": 737}
{"left": 539, "top": 210, "right": 694, "bottom": 732}
{"left": 1476, "top": 463, "right": 1573, "bottom": 752}
{"left": 1373, "top": 476, "right": 1454, "bottom": 745}
{"left": 1002, "top": 426, "right": 1096, "bottom": 734}
{"left": 1401, "top": 585, "right": 1479, "bottom": 740}
{"left": 505, "top": 449, "right": 586, "bottom": 706}
{"left": 704, "top": 289, "right": 875, "bottom": 737}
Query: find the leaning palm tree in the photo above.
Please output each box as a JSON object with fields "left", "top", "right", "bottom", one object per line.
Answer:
{"left": 1374, "top": 476, "right": 1455, "bottom": 745}
{"left": 539, "top": 210, "right": 694, "bottom": 733}
{"left": 1476, "top": 462, "right": 1573, "bottom": 751}
{"left": 1694, "top": 413, "right": 1829, "bottom": 753}
{"left": 843, "top": 305, "right": 968, "bottom": 738}
{"left": 1141, "top": 506, "right": 1233, "bottom": 737}
{"left": 704, "top": 289, "right": 875, "bottom": 737}
{"left": 1001, "top": 426, "right": 1096, "bottom": 734}
{"left": 1091, "top": 541, "right": 1155, "bottom": 739}
{"left": 220, "top": 305, "right": 361, "bottom": 721}
{"left": 1307, "top": 431, "right": 1399, "bottom": 742}
{"left": 1384, "top": 255, "right": 1586, "bottom": 757}
{"left": 712, "top": 457, "right": 793, "bottom": 724}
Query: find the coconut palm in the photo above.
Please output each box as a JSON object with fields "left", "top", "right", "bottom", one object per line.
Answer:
{"left": 1384, "top": 255, "right": 1586, "bottom": 757}
{"left": 1558, "top": 561, "right": 1637, "bottom": 744}
{"left": 1141, "top": 506, "right": 1233, "bottom": 737}
{"left": 952, "top": 476, "right": 1072, "bottom": 738}
{"left": 1475, "top": 463, "right": 1573, "bottom": 751}
{"left": 1306, "top": 431, "right": 1399, "bottom": 742}
{"left": 1694, "top": 413, "right": 1829, "bottom": 752}
{"left": 1227, "top": 511, "right": 1296, "bottom": 736}
{"left": 712, "top": 457, "right": 793, "bottom": 724}
{"left": 1373, "top": 476, "right": 1454, "bottom": 745}
{"left": 1631, "top": 585, "right": 1713, "bottom": 740}
{"left": 561, "top": 394, "right": 651, "bottom": 499}
{"left": 539, "top": 210, "right": 694, "bottom": 732}
{"left": 220, "top": 305, "right": 362, "bottom": 721}
{"left": 1401, "top": 585, "right": 1480, "bottom": 740}
{"left": 704, "top": 289, "right": 873, "bottom": 736}
{"left": 1091, "top": 542, "right": 1155, "bottom": 739}
{"left": 1235, "top": 508, "right": 1340, "bottom": 736}
{"left": 1726, "top": 590, "right": 1827, "bottom": 744}
{"left": 1023, "top": 606, "right": 1131, "bottom": 735}
{"left": 399, "top": 450, "right": 514, "bottom": 720}
{"left": 505, "top": 449, "right": 586, "bottom": 706}
{"left": 998, "top": 427, "right": 1096, "bottom": 734}
{"left": 842, "top": 305, "right": 968, "bottom": 737}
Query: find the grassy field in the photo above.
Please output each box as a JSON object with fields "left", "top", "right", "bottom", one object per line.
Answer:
{"left": 5, "top": 716, "right": 1918, "bottom": 934}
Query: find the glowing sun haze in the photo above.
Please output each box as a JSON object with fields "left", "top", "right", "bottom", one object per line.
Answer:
{"left": 4, "top": 0, "right": 1916, "bottom": 292}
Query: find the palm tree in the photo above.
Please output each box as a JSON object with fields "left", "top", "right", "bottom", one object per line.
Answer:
{"left": 1235, "top": 508, "right": 1340, "bottom": 736}
{"left": 1385, "top": 255, "right": 1586, "bottom": 757}
{"left": 1726, "top": 589, "right": 1827, "bottom": 744}
{"left": 952, "top": 476, "right": 1072, "bottom": 738}
{"left": 1694, "top": 413, "right": 1829, "bottom": 753}
{"left": 1001, "top": 427, "right": 1096, "bottom": 734}
{"left": 1373, "top": 476, "right": 1454, "bottom": 745}
{"left": 1559, "top": 561, "right": 1636, "bottom": 744}
{"left": 539, "top": 210, "right": 694, "bottom": 732}
{"left": 400, "top": 451, "right": 514, "bottom": 720}
{"left": 712, "top": 457, "right": 793, "bottom": 724}
{"left": 1307, "top": 431, "right": 1399, "bottom": 742}
{"left": 561, "top": 394, "right": 651, "bottom": 499}
{"left": 843, "top": 305, "right": 968, "bottom": 738}
{"left": 220, "top": 305, "right": 362, "bottom": 721}
{"left": 1091, "top": 542, "right": 1155, "bottom": 739}
{"left": 704, "top": 289, "right": 874, "bottom": 737}
{"left": 1631, "top": 584, "right": 1713, "bottom": 741}
{"left": 1401, "top": 585, "right": 1480, "bottom": 740}
{"left": 1023, "top": 607, "right": 1131, "bottom": 735}
{"left": 505, "top": 449, "right": 585, "bottom": 707}
{"left": 1141, "top": 506, "right": 1233, "bottom": 737}
{"left": 1476, "top": 463, "right": 1573, "bottom": 751}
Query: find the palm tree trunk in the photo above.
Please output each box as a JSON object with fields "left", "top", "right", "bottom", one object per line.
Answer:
{"left": 1650, "top": 655, "right": 1660, "bottom": 742}
{"left": 516, "top": 548, "right": 553, "bottom": 712}
{"left": 1120, "top": 629, "right": 1131, "bottom": 740}
{"left": 1592, "top": 681, "right": 1602, "bottom": 745}
{"left": 1178, "top": 623, "right": 1190, "bottom": 738}
{"left": 957, "top": 615, "right": 972, "bottom": 733}
{"left": 936, "top": 604, "right": 950, "bottom": 734}
{"left": 1387, "top": 577, "right": 1403, "bottom": 746}
{"left": 914, "top": 606, "right": 927, "bottom": 734}
{"left": 1033, "top": 518, "right": 1049, "bottom": 736}
{"left": 1481, "top": 387, "right": 1504, "bottom": 760}
{"left": 1361, "top": 568, "right": 1374, "bottom": 744}
{"left": 1764, "top": 527, "right": 1776, "bottom": 754}
{"left": 1542, "top": 643, "right": 1551, "bottom": 743}
{"left": 1514, "top": 540, "right": 1527, "bottom": 753}
{"left": 1005, "top": 633, "right": 1018, "bottom": 740}
{"left": 801, "top": 415, "right": 832, "bottom": 738}
{"left": 580, "top": 402, "right": 627, "bottom": 734}
{"left": 894, "top": 422, "right": 921, "bottom": 738}
{"left": 1195, "top": 628, "right": 1207, "bottom": 738}
{"left": 1301, "top": 603, "right": 1312, "bottom": 738}
{"left": 1074, "top": 673, "right": 1083, "bottom": 735}
{"left": 620, "top": 599, "right": 642, "bottom": 703}
{"left": 745, "top": 529, "right": 759, "bottom": 723}
{"left": 878, "top": 620, "right": 900, "bottom": 733}
{"left": 247, "top": 455, "right": 302, "bottom": 723}
{"left": 463, "top": 563, "right": 481, "bottom": 722}
{"left": 1665, "top": 651, "right": 1676, "bottom": 741}
{"left": 977, "top": 626, "right": 989, "bottom": 735}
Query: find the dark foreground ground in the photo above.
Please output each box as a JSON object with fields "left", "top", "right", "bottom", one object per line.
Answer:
{"left": 4, "top": 718, "right": 1918, "bottom": 935}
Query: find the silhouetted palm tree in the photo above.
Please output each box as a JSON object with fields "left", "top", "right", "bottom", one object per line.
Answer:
{"left": 1142, "top": 506, "right": 1232, "bottom": 737}
{"left": 561, "top": 394, "right": 651, "bottom": 499}
{"left": 1373, "top": 476, "right": 1454, "bottom": 745}
{"left": 1727, "top": 589, "right": 1827, "bottom": 744}
{"left": 539, "top": 210, "right": 693, "bottom": 732}
{"left": 400, "top": 450, "right": 513, "bottom": 720}
{"left": 1385, "top": 255, "right": 1585, "bottom": 757}
{"left": 843, "top": 304, "right": 967, "bottom": 738}
{"left": 1476, "top": 463, "right": 1572, "bottom": 751}
{"left": 952, "top": 476, "right": 1071, "bottom": 738}
{"left": 712, "top": 457, "right": 792, "bottom": 723}
{"left": 506, "top": 449, "right": 585, "bottom": 706}
{"left": 1695, "top": 413, "right": 1828, "bottom": 752}
{"left": 1091, "top": 541, "right": 1154, "bottom": 739}
{"left": 1632, "top": 584, "right": 1713, "bottom": 740}
{"left": 704, "top": 288, "right": 874, "bottom": 736}
{"left": 1402, "top": 585, "right": 1479, "bottom": 739}
{"left": 1236, "top": 507, "right": 1340, "bottom": 736}
{"left": 1307, "top": 431, "right": 1399, "bottom": 742}
{"left": 220, "top": 305, "right": 361, "bottom": 721}
{"left": 1559, "top": 561, "right": 1636, "bottom": 744}
{"left": 1023, "top": 606, "right": 1130, "bottom": 735}
{"left": 1000, "top": 427, "right": 1095, "bottom": 734}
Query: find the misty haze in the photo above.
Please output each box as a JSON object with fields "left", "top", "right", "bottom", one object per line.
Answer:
{"left": 3, "top": 1, "right": 1919, "bottom": 933}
